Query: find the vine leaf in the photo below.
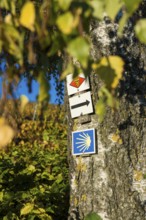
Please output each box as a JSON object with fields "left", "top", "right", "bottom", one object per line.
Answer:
{"left": 20, "top": 2, "right": 35, "bottom": 31}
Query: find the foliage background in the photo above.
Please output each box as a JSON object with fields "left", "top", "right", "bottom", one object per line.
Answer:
{"left": 0, "top": 102, "right": 69, "bottom": 220}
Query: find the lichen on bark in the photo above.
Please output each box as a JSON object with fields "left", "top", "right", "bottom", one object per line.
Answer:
{"left": 67, "top": 4, "right": 146, "bottom": 220}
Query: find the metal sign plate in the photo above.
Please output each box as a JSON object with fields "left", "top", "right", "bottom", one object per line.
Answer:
{"left": 66, "top": 73, "right": 90, "bottom": 96}
{"left": 72, "top": 128, "right": 96, "bottom": 155}
{"left": 69, "top": 91, "right": 93, "bottom": 118}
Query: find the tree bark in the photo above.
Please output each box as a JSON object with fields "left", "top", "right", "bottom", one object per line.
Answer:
{"left": 67, "top": 4, "right": 146, "bottom": 220}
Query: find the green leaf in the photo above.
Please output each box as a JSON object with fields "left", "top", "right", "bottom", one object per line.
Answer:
{"left": 98, "top": 87, "right": 119, "bottom": 108}
{"left": 93, "top": 56, "right": 124, "bottom": 89}
{"left": 27, "top": 165, "right": 36, "bottom": 173}
{"left": 20, "top": 203, "right": 34, "bottom": 216}
{"left": 89, "top": 0, "right": 105, "bottom": 19}
{"left": 2, "top": 24, "right": 24, "bottom": 64}
{"left": 118, "top": 13, "right": 129, "bottom": 36}
{"left": 61, "top": 62, "right": 74, "bottom": 80}
{"left": 95, "top": 99, "right": 106, "bottom": 121}
{"left": 105, "top": 0, "right": 123, "bottom": 20}
{"left": 67, "top": 37, "right": 90, "bottom": 68}
{"left": 37, "top": 72, "right": 50, "bottom": 102}
{"left": 123, "top": 0, "right": 142, "bottom": 15}
{"left": 57, "top": 12, "right": 74, "bottom": 34}
{"left": 117, "top": 0, "right": 142, "bottom": 35}
{"left": 85, "top": 212, "right": 103, "bottom": 220}
{"left": 33, "top": 208, "right": 46, "bottom": 214}
{"left": 0, "top": 191, "right": 3, "bottom": 202}
{"left": 0, "top": 0, "right": 9, "bottom": 9}
{"left": 56, "top": 173, "right": 63, "bottom": 184}
{"left": 135, "top": 19, "right": 146, "bottom": 43}
{"left": 58, "top": 0, "right": 72, "bottom": 10}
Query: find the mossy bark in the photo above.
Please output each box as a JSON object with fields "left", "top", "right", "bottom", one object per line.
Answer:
{"left": 67, "top": 3, "right": 146, "bottom": 220}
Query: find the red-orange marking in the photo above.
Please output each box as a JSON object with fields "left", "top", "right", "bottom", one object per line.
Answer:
{"left": 70, "top": 77, "right": 85, "bottom": 88}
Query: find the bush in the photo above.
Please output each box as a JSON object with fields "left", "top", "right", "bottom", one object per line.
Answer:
{"left": 0, "top": 103, "right": 69, "bottom": 220}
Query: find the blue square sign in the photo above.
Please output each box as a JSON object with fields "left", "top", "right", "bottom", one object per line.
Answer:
{"left": 72, "top": 128, "right": 96, "bottom": 155}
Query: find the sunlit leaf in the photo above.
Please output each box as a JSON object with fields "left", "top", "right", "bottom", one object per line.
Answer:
{"left": 58, "top": 0, "right": 72, "bottom": 10}
{"left": 0, "top": 192, "right": 3, "bottom": 202}
{"left": 27, "top": 165, "right": 36, "bottom": 173}
{"left": 133, "top": 170, "right": 143, "bottom": 181}
{"left": 20, "top": 203, "right": 34, "bottom": 216}
{"left": 67, "top": 37, "right": 90, "bottom": 68}
{"left": 0, "top": 40, "right": 2, "bottom": 53}
{"left": 118, "top": 13, "right": 129, "bottom": 36}
{"left": 0, "top": 118, "right": 14, "bottom": 149}
{"left": 105, "top": 0, "right": 123, "bottom": 20}
{"left": 109, "top": 133, "right": 123, "bottom": 144}
{"left": 20, "top": 2, "right": 35, "bottom": 31}
{"left": 93, "top": 56, "right": 124, "bottom": 89}
{"left": 20, "top": 95, "right": 29, "bottom": 113}
{"left": 85, "top": 212, "right": 103, "bottom": 220}
{"left": 33, "top": 208, "right": 45, "bottom": 214}
{"left": 2, "top": 24, "right": 24, "bottom": 64}
{"left": 123, "top": 0, "right": 142, "bottom": 15}
{"left": 4, "top": 14, "right": 12, "bottom": 24}
{"left": 0, "top": 0, "right": 9, "bottom": 9}
{"left": 135, "top": 19, "right": 146, "bottom": 43}
{"left": 89, "top": 0, "right": 105, "bottom": 19}
{"left": 56, "top": 12, "right": 74, "bottom": 34}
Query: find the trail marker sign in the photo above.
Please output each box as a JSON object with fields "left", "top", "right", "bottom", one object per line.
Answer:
{"left": 67, "top": 73, "right": 90, "bottom": 95}
{"left": 72, "top": 128, "right": 96, "bottom": 155}
{"left": 69, "top": 91, "right": 93, "bottom": 118}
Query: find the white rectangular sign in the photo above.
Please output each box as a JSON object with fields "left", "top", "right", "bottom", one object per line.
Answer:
{"left": 69, "top": 91, "right": 93, "bottom": 118}
{"left": 66, "top": 73, "right": 90, "bottom": 96}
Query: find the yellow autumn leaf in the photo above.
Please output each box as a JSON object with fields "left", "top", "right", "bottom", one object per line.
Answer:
{"left": 93, "top": 56, "right": 124, "bottom": 89}
{"left": 20, "top": 95, "right": 29, "bottom": 113}
{"left": 57, "top": 12, "right": 76, "bottom": 34}
{"left": 0, "top": 118, "right": 14, "bottom": 149}
{"left": 20, "top": 203, "right": 34, "bottom": 216}
{"left": 20, "top": 2, "right": 35, "bottom": 31}
{"left": 33, "top": 207, "right": 46, "bottom": 214}
{"left": 133, "top": 170, "right": 143, "bottom": 181}
{"left": 4, "top": 14, "right": 12, "bottom": 24}
{"left": 109, "top": 133, "right": 123, "bottom": 144}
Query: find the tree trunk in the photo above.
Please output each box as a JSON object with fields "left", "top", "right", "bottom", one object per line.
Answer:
{"left": 67, "top": 5, "right": 146, "bottom": 220}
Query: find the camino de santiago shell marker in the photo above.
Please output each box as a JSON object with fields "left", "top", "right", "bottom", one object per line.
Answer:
{"left": 66, "top": 73, "right": 96, "bottom": 156}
